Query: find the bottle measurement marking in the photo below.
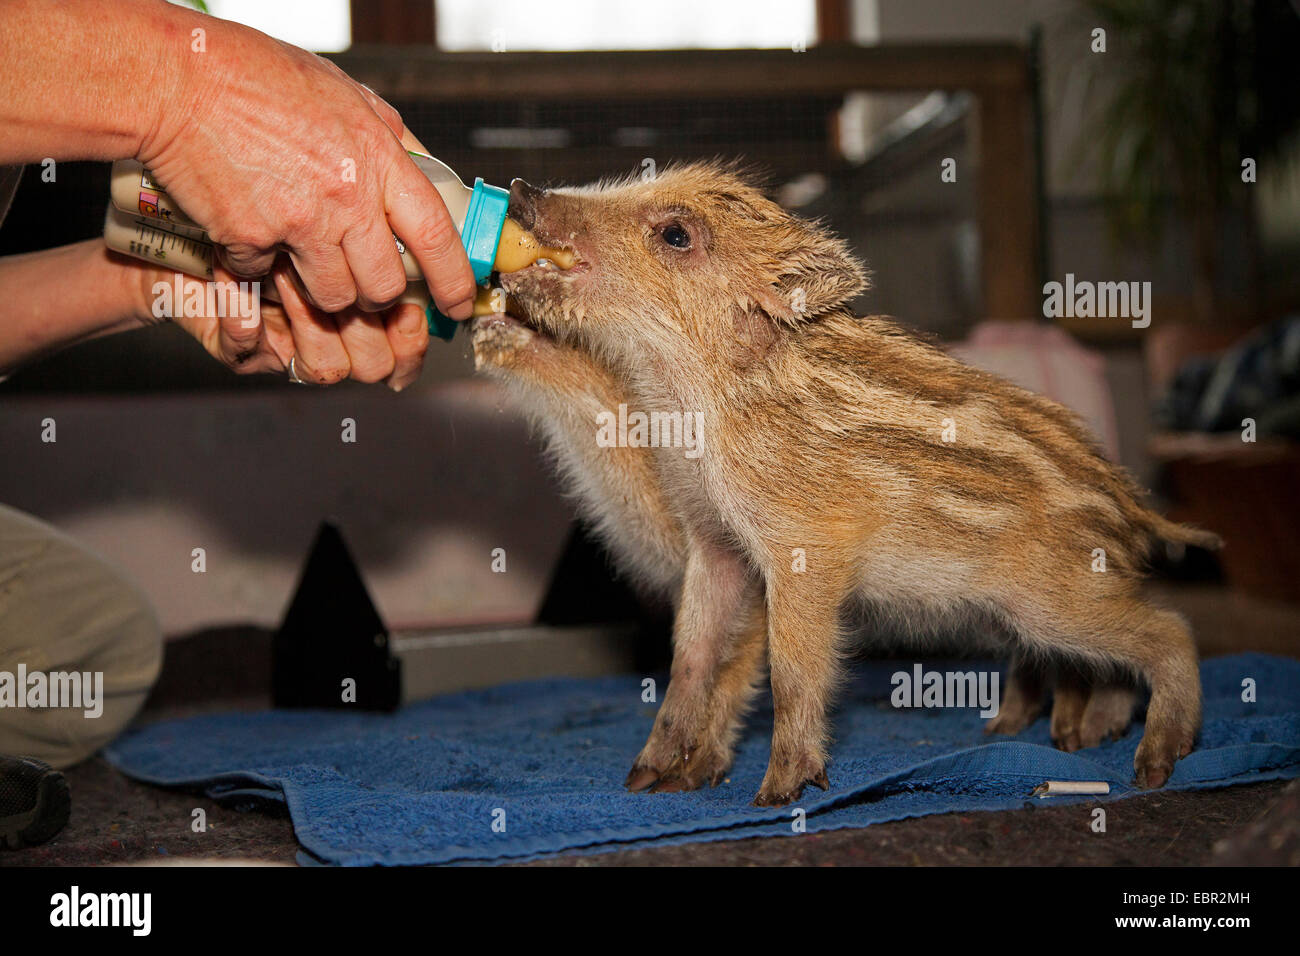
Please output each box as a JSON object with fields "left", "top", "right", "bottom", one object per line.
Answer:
{"left": 126, "top": 216, "right": 215, "bottom": 277}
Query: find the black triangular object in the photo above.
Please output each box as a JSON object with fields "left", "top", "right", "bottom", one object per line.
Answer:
{"left": 536, "top": 522, "right": 673, "bottom": 672}
{"left": 273, "top": 521, "right": 401, "bottom": 711}
{"left": 536, "top": 523, "right": 645, "bottom": 626}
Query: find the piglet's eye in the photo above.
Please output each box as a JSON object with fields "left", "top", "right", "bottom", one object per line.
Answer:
{"left": 660, "top": 223, "right": 691, "bottom": 249}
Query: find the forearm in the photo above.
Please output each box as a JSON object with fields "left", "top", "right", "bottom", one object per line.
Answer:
{"left": 0, "top": 0, "right": 197, "bottom": 163}
{"left": 0, "top": 239, "right": 149, "bottom": 374}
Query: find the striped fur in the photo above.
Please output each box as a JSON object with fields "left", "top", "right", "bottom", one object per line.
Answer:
{"left": 471, "top": 163, "right": 1219, "bottom": 804}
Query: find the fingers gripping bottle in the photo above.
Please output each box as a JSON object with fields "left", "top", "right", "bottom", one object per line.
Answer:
{"left": 102, "top": 151, "right": 511, "bottom": 341}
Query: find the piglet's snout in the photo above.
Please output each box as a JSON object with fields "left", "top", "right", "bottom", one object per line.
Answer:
{"left": 508, "top": 178, "right": 545, "bottom": 232}
{"left": 504, "top": 179, "right": 590, "bottom": 272}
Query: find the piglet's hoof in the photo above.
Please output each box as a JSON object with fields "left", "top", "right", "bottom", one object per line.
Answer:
{"left": 624, "top": 765, "right": 661, "bottom": 792}
{"left": 753, "top": 765, "right": 830, "bottom": 808}
{"left": 624, "top": 744, "right": 732, "bottom": 794}
{"left": 1134, "top": 729, "right": 1194, "bottom": 790}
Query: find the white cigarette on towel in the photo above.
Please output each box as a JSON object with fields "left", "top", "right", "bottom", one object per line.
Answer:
{"left": 1032, "top": 780, "right": 1111, "bottom": 797}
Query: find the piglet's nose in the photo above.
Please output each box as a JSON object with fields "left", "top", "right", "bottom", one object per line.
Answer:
{"left": 508, "top": 178, "right": 545, "bottom": 231}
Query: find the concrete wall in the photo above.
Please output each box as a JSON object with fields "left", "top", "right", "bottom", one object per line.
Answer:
{"left": 0, "top": 380, "right": 573, "bottom": 636}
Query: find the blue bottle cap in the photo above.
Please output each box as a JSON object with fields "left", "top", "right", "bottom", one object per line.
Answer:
{"left": 462, "top": 178, "right": 510, "bottom": 283}
{"left": 426, "top": 177, "right": 510, "bottom": 341}
{"left": 426, "top": 304, "right": 459, "bottom": 342}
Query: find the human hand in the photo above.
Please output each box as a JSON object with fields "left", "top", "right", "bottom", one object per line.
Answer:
{"left": 135, "top": 14, "right": 475, "bottom": 320}
{"left": 133, "top": 261, "right": 430, "bottom": 391}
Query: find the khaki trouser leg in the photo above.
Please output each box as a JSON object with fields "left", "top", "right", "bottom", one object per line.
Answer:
{"left": 0, "top": 504, "right": 162, "bottom": 768}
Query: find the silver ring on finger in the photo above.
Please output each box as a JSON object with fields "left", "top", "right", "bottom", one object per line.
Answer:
{"left": 288, "top": 354, "right": 307, "bottom": 385}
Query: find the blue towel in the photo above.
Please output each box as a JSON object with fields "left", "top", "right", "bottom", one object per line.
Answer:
{"left": 104, "top": 652, "right": 1300, "bottom": 865}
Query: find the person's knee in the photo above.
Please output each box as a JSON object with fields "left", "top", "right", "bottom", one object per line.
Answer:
{"left": 61, "top": 576, "right": 163, "bottom": 767}
{"left": 0, "top": 506, "right": 162, "bottom": 768}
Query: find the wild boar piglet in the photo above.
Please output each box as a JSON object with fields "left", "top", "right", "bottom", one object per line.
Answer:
{"left": 471, "top": 163, "right": 1219, "bottom": 806}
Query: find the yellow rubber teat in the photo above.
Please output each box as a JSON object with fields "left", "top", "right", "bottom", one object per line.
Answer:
{"left": 493, "top": 218, "right": 576, "bottom": 272}
{"left": 471, "top": 287, "right": 506, "bottom": 316}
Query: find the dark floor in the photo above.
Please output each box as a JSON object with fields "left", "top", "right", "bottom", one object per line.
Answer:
{"left": 3, "top": 583, "right": 1298, "bottom": 867}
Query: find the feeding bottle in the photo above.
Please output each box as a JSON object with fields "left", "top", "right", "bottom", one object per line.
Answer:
{"left": 102, "top": 151, "right": 567, "bottom": 340}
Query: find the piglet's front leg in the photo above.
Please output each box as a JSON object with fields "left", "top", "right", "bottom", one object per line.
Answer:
{"left": 470, "top": 313, "right": 687, "bottom": 590}
{"left": 626, "top": 539, "right": 763, "bottom": 793}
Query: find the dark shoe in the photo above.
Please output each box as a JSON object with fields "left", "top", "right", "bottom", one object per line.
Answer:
{"left": 0, "top": 756, "right": 71, "bottom": 849}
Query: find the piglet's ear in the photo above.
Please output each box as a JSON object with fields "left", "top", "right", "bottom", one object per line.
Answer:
{"left": 752, "top": 224, "right": 869, "bottom": 326}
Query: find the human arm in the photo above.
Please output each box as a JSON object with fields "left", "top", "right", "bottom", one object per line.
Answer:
{"left": 0, "top": 0, "right": 475, "bottom": 319}
{"left": 0, "top": 239, "right": 429, "bottom": 389}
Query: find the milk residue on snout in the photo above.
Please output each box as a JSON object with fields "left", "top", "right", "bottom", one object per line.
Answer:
{"left": 473, "top": 218, "right": 576, "bottom": 315}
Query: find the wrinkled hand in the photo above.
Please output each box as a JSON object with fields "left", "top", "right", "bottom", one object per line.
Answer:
{"left": 136, "top": 263, "right": 430, "bottom": 391}
{"left": 137, "top": 16, "right": 475, "bottom": 319}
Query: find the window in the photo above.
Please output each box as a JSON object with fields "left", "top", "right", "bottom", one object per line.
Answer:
{"left": 436, "top": 0, "right": 816, "bottom": 51}
{"left": 194, "top": 0, "right": 352, "bottom": 52}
